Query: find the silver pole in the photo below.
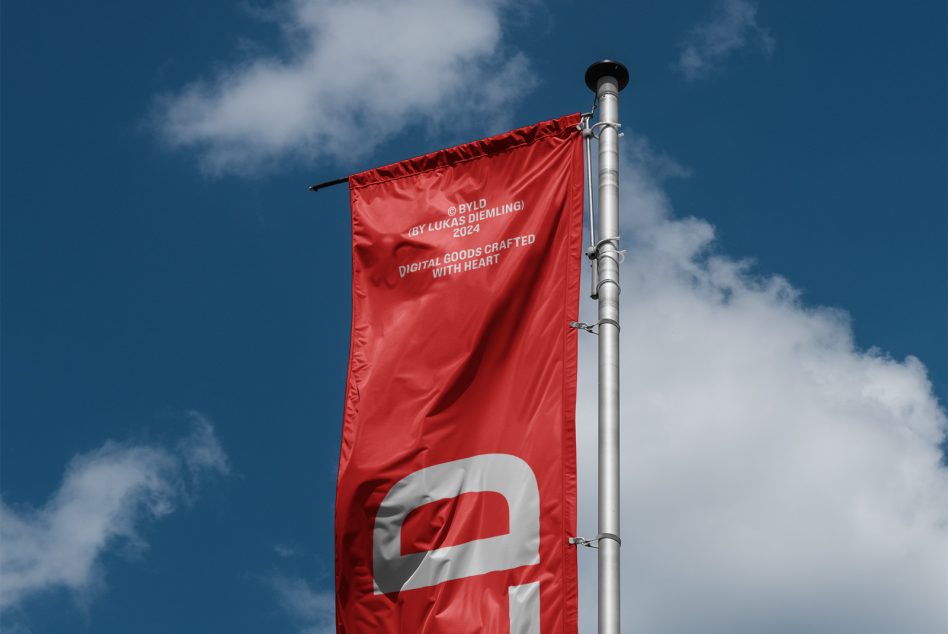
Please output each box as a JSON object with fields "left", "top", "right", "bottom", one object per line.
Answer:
{"left": 585, "top": 59, "right": 628, "bottom": 634}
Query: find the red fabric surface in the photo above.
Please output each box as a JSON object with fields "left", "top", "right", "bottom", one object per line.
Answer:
{"left": 337, "top": 114, "right": 583, "bottom": 633}
{"left": 400, "top": 492, "right": 510, "bottom": 555}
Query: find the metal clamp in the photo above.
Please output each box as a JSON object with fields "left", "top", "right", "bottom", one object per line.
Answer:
{"left": 569, "top": 319, "right": 620, "bottom": 335}
{"left": 586, "top": 236, "right": 626, "bottom": 264}
{"left": 590, "top": 121, "right": 624, "bottom": 139}
{"left": 569, "top": 321, "right": 597, "bottom": 335}
{"left": 577, "top": 112, "right": 595, "bottom": 136}
{"left": 588, "top": 236, "right": 621, "bottom": 258}
{"left": 568, "top": 533, "right": 622, "bottom": 549}
{"left": 596, "top": 277, "right": 622, "bottom": 297}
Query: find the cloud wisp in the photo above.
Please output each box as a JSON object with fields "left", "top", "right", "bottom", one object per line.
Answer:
{"left": 573, "top": 134, "right": 948, "bottom": 633}
{"left": 269, "top": 574, "right": 335, "bottom": 634}
{"left": 0, "top": 412, "right": 229, "bottom": 612}
{"left": 154, "top": 0, "right": 532, "bottom": 175}
{"left": 676, "top": 0, "right": 774, "bottom": 81}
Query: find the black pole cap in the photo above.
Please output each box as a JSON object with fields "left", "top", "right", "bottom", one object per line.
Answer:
{"left": 585, "top": 60, "right": 629, "bottom": 92}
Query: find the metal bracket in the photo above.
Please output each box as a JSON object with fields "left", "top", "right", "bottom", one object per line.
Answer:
{"left": 569, "top": 321, "right": 598, "bottom": 335}
{"left": 590, "top": 121, "right": 624, "bottom": 139}
{"left": 568, "top": 533, "right": 622, "bottom": 549}
{"left": 596, "top": 277, "right": 622, "bottom": 297}
{"left": 587, "top": 237, "right": 626, "bottom": 300}
{"left": 588, "top": 236, "right": 622, "bottom": 258}
{"left": 569, "top": 319, "right": 620, "bottom": 335}
{"left": 577, "top": 112, "right": 595, "bottom": 136}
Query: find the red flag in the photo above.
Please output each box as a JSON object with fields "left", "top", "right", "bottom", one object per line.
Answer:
{"left": 336, "top": 114, "right": 584, "bottom": 633}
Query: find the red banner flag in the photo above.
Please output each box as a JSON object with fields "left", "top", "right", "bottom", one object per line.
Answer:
{"left": 336, "top": 114, "right": 584, "bottom": 633}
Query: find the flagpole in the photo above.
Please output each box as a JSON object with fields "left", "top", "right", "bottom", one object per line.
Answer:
{"left": 585, "top": 59, "right": 628, "bottom": 634}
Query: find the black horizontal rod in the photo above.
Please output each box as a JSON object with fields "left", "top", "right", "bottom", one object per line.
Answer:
{"left": 308, "top": 176, "right": 349, "bottom": 192}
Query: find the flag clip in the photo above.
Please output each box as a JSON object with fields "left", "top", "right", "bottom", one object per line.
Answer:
{"left": 569, "top": 319, "right": 620, "bottom": 335}
{"left": 588, "top": 236, "right": 624, "bottom": 260}
{"left": 568, "top": 533, "right": 622, "bottom": 549}
{"left": 569, "top": 321, "right": 598, "bottom": 335}
{"left": 577, "top": 111, "right": 595, "bottom": 137}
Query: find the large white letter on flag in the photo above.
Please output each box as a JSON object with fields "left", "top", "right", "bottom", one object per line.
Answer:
{"left": 336, "top": 114, "right": 584, "bottom": 632}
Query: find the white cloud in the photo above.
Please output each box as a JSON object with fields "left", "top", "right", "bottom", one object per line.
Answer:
{"left": 0, "top": 413, "right": 229, "bottom": 612}
{"left": 270, "top": 574, "right": 335, "bottom": 634}
{"left": 250, "top": 132, "right": 945, "bottom": 631}
{"left": 274, "top": 543, "right": 302, "bottom": 558}
{"left": 574, "top": 134, "right": 948, "bottom": 632}
{"left": 676, "top": 0, "right": 774, "bottom": 81}
{"left": 154, "top": 0, "right": 532, "bottom": 175}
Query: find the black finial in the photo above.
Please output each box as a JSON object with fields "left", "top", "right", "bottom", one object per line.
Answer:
{"left": 585, "top": 60, "right": 629, "bottom": 92}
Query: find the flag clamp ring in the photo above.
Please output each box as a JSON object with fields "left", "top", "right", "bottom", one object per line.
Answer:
{"left": 587, "top": 237, "right": 626, "bottom": 265}
{"left": 596, "top": 277, "right": 621, "bottom": 296}
{"left": 590, "top": 121, "right": 624, "bottom": 139}
{"left": 568, "top": 533, "right": 622, "bottom": 549}
{"left": 569, "top": 319, "right": 620, "bottom": 335}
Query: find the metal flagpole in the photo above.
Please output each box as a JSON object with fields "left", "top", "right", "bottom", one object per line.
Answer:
{"left": 585, "top": 59, "right": 629, "bottom": 634}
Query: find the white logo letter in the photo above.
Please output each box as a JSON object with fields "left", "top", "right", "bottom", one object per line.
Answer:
{"left": 372, "top": 453, "right": 539, "bottom": 595}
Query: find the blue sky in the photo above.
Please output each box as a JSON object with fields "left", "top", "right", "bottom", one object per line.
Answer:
{"left": 2, "top": 1, "right": 945, "bottom": 633}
